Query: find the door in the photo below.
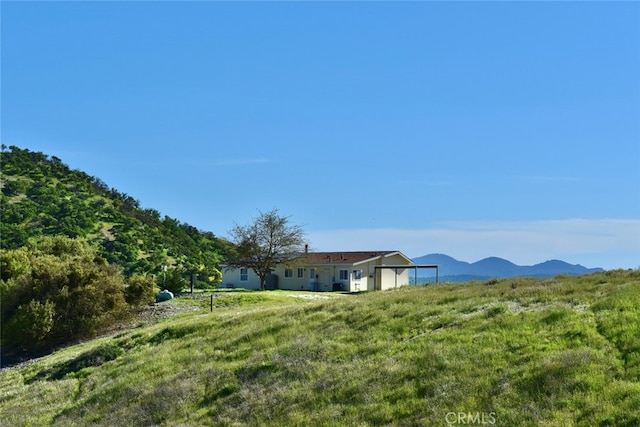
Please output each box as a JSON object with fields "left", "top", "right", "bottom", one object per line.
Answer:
{"left": 309, "top": 268, "right": 317, "bottom": 291}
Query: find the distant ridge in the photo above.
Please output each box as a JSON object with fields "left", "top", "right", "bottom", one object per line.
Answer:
{"left": 412, "top": 253, "right": 604, "bottom": 282}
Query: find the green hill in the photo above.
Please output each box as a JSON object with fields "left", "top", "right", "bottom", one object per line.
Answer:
{"left": 0, "top": 145, "right": 233, "bottom": 284}
{"left": 1, "top": 271, "right": 638, "bottom": 426}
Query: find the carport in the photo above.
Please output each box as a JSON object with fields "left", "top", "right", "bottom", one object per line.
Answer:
{"left": 374, "top": 264, "right": 439, "bottom": 288}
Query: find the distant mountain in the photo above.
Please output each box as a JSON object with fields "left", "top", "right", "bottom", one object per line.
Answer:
{"left": 412, "top": 253, "right": 603, "bottom": 282}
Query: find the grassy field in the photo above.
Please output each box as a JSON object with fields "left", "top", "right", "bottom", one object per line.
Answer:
{"left": 1, "top": 270, "right": 639, "bottom": 426}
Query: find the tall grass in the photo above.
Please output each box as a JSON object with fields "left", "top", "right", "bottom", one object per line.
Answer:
{"left": 1, "top": 271, "right": 639, "bottom": 426}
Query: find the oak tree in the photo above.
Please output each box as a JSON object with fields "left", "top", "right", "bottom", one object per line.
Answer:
{"left": 226, "top": 209, "right": 307, "bottom": 290}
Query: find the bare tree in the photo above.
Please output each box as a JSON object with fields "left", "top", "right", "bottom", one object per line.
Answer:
{"left": 226, "top": 209, "right": 307, "bottom": 290}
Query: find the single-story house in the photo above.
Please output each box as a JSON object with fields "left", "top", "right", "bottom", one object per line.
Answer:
{"left": 222, "top": 251, "right": 415, "bottom": 292}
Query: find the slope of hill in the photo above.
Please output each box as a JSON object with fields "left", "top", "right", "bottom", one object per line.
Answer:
{"left": 0, "top": 270, "right": 638, "bottom": 426}
{"left": 413, "top": 253, "right": 603, "bottom": 282}
{"left": 0, "top": 145, "right": 233, "bottom": 284}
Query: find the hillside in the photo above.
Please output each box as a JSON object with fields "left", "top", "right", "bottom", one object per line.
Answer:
{"left": 1, "top": 270, "right": 638, "bottom": 426}
{"left": 413, "top": 253, "right": 603, "bottom": 282}
{"left": 0, "top": 145, "right": 233, "bottom": 284}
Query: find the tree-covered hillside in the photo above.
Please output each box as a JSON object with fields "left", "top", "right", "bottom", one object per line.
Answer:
{"left": 0, "top": 145, "right": 233, "bottom": 286}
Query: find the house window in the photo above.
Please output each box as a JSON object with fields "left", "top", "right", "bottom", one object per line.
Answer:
{"left": 353, "top": 270, "right": 362, "bottom": 280}
{"left": 240, "top": 268, "right": 248, "bottom": 281}
{"left": 285, "top": 268, "right": 293, "bottom": 278}
{"left": 339, "top": 269, "right": 349, "bottom": 280}
{"left": 297, "top": 268, "right": 304, "bottom": 278}
{"left": 309, "top": 268, "right": 316, "bottom": 279}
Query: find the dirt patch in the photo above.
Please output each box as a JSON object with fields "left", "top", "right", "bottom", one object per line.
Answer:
{"left": 129, "top": 300, "right": 202, "bottom": 324}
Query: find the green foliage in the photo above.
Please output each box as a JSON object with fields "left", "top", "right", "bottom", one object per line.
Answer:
{"left": 157, "top": 268, "right": 189, "bottom": 296}
{"left": 4, "top": 299, "right": 56, "bottom": 351}
{"left": 124, "top": 274, "right": 157, "bottom": 306}
{"left": 485, "top": 303, "right": 507, "bottom": 318}
{"left": 0, "top": 246, "right": 31, "bottom": 281}
{"left": 592, "top": 279, "right": 640, "bottom": 380}
{"left": 0, "top": 145, "right": 232, "bottom": 285}
{"left": 0, "top": 236, "right": 130, "bottom": 357}
{"left": 1, "top": 271, "right": 638, "bottom": 426}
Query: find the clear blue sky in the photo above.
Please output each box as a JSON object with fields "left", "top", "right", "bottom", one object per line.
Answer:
{"left": 2, "top": 1, "right": 639, "bottom": 269}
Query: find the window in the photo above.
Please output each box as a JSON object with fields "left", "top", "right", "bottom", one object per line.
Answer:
{"left": 240, "top": 268, "right": 248, "bottom": 281}
{"left": 297, "top": 268, "right": 304, "bottom": 278}
{"left": 285, "top": 268, "right": 293, "bottom": 278}
{"left": 353, "top": 270, "right": 362, "bottom": 280}
{"left": 309, "top": 268, "right": 316, "bottom": 279}
{"left": 339, "top": 270, "right": 349, "bottom": 280}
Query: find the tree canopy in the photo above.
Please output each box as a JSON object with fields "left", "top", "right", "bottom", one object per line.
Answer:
{"left": 226, "top": 209, "right": 307, "bottom": 290}
{"left": 0, "top": 145, "right": 232, "bottom": 286}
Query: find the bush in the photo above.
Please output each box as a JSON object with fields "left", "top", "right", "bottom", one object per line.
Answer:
{"left": 157, "top": 268, "right": 188, "bottom": 296}
{"left": 4, "top": 299, "right": 56, "bottom": 352}
{"left": 124, "top": 274, "right": 157, "bottom": 306}
{"left": 0, "top": 236, "right": 130, "bottom": 357}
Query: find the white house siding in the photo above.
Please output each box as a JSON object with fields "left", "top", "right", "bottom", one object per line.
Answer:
{"left": 378, "top": 267, "right": 409, "bottom": 290}
{"left": 259, "top": 264, "right": 368, "bottom": 292}
{"left": 222, "top": 267, "right": 262, "bottom": 290}
{"left": 222, "top": 251, "right": 413, "bottom": 292}
{"left": 352, "top": 253, "right": 411, "bottom": 291}
{"left": 222, "top": 266, "right": 332, "bottom": 291}
{"left": 273, "top": 265, "right": 313, "bottom": 291}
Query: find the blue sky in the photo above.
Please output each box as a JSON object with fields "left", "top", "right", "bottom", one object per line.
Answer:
{"left": 2, "top": 1, "right": 639, "bottom": 269}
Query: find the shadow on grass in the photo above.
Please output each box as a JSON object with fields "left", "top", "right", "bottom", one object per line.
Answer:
{"left": 27, "top": 343, "right": 124, "bottom": 383}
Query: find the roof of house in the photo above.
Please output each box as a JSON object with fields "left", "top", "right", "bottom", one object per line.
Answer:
{"left": 297, "top": 251, "right": 410, "bottom": 266}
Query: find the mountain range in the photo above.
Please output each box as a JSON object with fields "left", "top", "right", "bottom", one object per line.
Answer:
{"left": 412, "top": 253, "right": 604, "bottom": 282}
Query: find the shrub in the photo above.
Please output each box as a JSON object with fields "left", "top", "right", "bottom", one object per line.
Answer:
{"left": 157, "top": 268, "right": 188, "bottom": 296}
{"left": 124, "top": 274, "right": 157, "bottom": 306}
{"left": 0, "top": 236, "right": 130, "bottom": 358}
{"left": 4, "top": 299, "right": 56, "bottom": 352}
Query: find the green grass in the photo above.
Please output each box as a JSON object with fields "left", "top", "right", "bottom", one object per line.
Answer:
{"left": 1, "top": 271, "right": 639, "bottom": 426}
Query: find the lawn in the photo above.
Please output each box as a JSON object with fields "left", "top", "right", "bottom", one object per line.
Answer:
{"left": 1, "top": 271, "right": 638, "bottom": 426}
